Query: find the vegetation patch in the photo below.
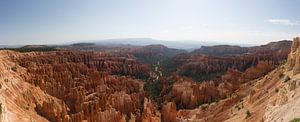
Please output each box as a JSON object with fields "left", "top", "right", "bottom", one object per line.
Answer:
{"left": 290, "top": 118, "right": 300, "bottom": 122}
{"left": 1, "top": 45, "right": 57, "bottom": 52}
{"left": 246, "top": 110, "right": 251, "bottom": 118}
{"left": 11, "top": 66, "right": 17, "bottom": 72}
{"left": 279, "top": 72, "right": 285, "bottom": 78}
{"left": 235, "top": 105, "right": 241, "bottom": 110}
{"left": 283, "top": 76, "right": 291, "bottom": 83}
{"left": 144, "top": 79, "right": 162, "bottom": 102}
{"left": 275, "top": 88, "right": 279, "bottom": 93}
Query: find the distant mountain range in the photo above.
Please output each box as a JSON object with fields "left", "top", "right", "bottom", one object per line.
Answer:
{"left": 1, "top": 38, "right": 274, "bottom": 51}
{"left": 0, "top": 45, "right": 23, "bottom": 48}
{"left": 70, "top": 38, "right": 241, "bottom": 51}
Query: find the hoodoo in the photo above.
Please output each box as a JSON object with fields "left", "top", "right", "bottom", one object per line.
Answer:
{"left": 287, "top": 37, "right": 300, "bottom": 74}
{"left": 0, "top": 37, "right": 299, "bottom": 121}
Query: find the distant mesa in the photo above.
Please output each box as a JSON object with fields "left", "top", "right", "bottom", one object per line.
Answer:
{"left": 22, "top": 45, "right": 50, "bottom": 48}
{"left": 1, "top": 45, "right": 57, "bottom": 52}
{"left": 192, "top": 40, "right": 292, "bottom": 56}
{"left": 193, "top": 45, "right": 247, "bottom": 56}
{"left": 71, "top": 43, "right": 96, "bottom": 46}
{"left": 72, "top": 38, "right": 229, "bottom": 50}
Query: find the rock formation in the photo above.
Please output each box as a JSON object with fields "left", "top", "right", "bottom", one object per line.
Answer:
{"left": 165, "top": 40, "right": 291, "bottom": 82}
{"left": 163, "top": 61, "right": 274, "bottom": 109}
{"left": 141, "top": 98, "right": 161, "bottom": 122}
{"left": 9, "top": 51, "right": 152, "bottom": 121}
{"left": 287, "top": 37, "right": 300, "bottom": 74}
{"left": 0, "top": 38, "right": 296, "bottom": 122}
{"left": 193, "top": 40, "right": 291, "bottom": 57}
{"left": 162, "top": 102, "right": 177, "bottom": 122}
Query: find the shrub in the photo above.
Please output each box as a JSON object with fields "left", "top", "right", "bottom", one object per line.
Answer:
{"left": 279, "top": 73, "right": 284, "bottom": 78}
{"left": 200, "top": 104, "right": 208, "bottom": 110}
{"left": 11, "top": 66, "right": 17, "bottom": 72}
{"left": 144, "top": 80, "right": 161, "bottom": 100}
{"left": 289, "top": 118, "right": 300, "bottom": 122}
{"left": 275, "top": 88, "right": 279, "bottom": 93}
{"left": 284, "top": 76, "right": 291, "bottom": 83}
{"left": 246, "top": 110, "right": 251, "bottom": 118}
{"left": 235, "top": 105, "right": 241, "bottom": 110}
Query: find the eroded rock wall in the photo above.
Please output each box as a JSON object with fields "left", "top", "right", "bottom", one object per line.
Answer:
{"left": 12, "top": 51, "right": 154, "bottom": 122}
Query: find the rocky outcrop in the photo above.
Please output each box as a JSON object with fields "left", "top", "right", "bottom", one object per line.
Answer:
{"left": 164, "top": 80, "right": 219, "bottom": 109}
{"left": 193, "top": 40, "right": 291, "bottom": 57}
{"left": 0, "top": 38, "right": 295, "bottom": 122}
{"left": 141, "top": 98, "right": 161, "bottom": 122}
{"left": 193, "top": 45, "right": 248, "bottom": 56}
{"left": 87, "top": 107, "right": 126, "bottom": 122}
{"left": 109, "top": 91, "right": 140, "bottom": 117}
{"left": 165, "top": 40, "right": 290, "bottom": 82}
{"left": 35, "top": 99, "right": 71, "bottom": 122}
{"left": 164, "top": 61, "right": 274, "bottom": 109}
{"left": 170, "top": 37, "right": 300, "bottom": 122}
{"left": 0, "top": 50, "right": 63, "bottom": 122}
{"left": 162, "top": 102, "right": 177, "bottom": 122}
{"left": 11, "top": 51, "right": 150, "bottom": 121}
{"left": 18, "top": 51, "right": 150, "bottom": 79}
{"left": 130, "top": 44, "right": 186, "bottom": 64}
{"left": 287, "top": 37, "right": 300, "bottom": 74}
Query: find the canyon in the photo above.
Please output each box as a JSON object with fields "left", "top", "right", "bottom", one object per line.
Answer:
{"left": 0, "top": 38, "right": 300, "bottom": 122}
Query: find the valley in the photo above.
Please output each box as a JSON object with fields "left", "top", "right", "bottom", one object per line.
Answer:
{"left": 0, "top": 37, "right": 299, "bottom": 122}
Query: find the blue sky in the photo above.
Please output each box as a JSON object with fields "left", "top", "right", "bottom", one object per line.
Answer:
{"left": 0, "top": 0, "right": 299, "bottom": 45}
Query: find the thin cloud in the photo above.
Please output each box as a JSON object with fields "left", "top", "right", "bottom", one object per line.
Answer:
{"left": 268, "top": 19, "right": 300, "bottom": 26}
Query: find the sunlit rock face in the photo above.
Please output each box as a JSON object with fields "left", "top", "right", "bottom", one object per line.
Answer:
{"left": 162, "top": 102, "right": 177, "bottom": 122}
{"left": 13, "top": 51, "right": 151, "bottom": 121}
{"left": 141, "top": 98, "right": 161, "bottom": 122}
{"left": 0, "top": 38, "right": 294, "bottom": 122}
{"left": 168, "top": 41, "right": 291, "bottom": 82}
{"left": 287, "top": 37, "right": 300, "bottom": 74}
{"left": 165, "top": 80, "right": 219, "bottom": 109}
{"left": 163, "top": 61, "right": 274, "bottom": 110}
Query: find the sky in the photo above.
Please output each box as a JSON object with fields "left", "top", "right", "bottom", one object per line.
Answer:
{"left": 0, "top": 0, "right": 299, "bottom": 45}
